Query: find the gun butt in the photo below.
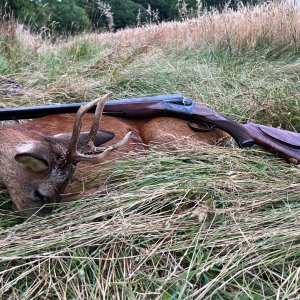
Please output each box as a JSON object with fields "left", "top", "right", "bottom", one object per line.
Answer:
{"left": 244, "top": 123, "right": 300, "bottom": 164}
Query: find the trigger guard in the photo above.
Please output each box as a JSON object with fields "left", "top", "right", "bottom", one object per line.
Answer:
{"left": 188, "top": 120, "right": 216, "bottom": 132}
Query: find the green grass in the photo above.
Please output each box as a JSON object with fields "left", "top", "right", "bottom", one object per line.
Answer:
{"left": 1, "top": 4, "right": 300, "bottom": 298}
{"left": 4, "top": 39, "right": 300, "bottom": 127}
{"left": 1, "top": 146, "right": 300, "bottom": 299}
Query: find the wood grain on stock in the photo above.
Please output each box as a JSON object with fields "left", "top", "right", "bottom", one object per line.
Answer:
{"left": 244, "top": 123, "right": 300, "bottom": 164}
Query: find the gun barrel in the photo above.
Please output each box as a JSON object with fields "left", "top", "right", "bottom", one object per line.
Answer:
{"left": 0, "top": 94, "right": 184, "bottom": 121}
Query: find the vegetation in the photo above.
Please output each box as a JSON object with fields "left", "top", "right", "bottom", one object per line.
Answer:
{"left": 1, "top": 1, "right": 300, "bottom": 298}
{"left": 1, "top": 0, "right": 260, "bottom": 33}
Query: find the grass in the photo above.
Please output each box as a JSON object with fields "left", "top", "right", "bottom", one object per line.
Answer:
{"left": 1, "top": 1, "right": 300, "bottom": 299}
{"left": 1, "top": 146, "right": 300, "bottom": 299}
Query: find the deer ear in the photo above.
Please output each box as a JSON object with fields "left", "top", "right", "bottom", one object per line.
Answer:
{"left": 14, "top": 142, "right": 49, "bottom": 172}
{"left": 14, "top": 154, "right": 49, "bottom": 172}
{"left": 45, "top": 130, "right": 115, "bottom": 148}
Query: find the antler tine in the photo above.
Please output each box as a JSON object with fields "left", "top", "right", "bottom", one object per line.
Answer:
{"left": 86, "top": 93, "right": 111, "bottom": 149}
{"left": 62, "top": 94, "right": 110, "bottom": 168}
{"left": 75, "top": 131, "right": 132, "bottom": 162}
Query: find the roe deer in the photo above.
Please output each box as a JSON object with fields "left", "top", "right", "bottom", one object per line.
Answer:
{"left": 0, "top": 94, "right": 228, "bottom": 217}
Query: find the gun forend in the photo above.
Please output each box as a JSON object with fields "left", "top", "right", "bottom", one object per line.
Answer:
{"left": 0, "top": 94, "right": 184, "bottom": 120}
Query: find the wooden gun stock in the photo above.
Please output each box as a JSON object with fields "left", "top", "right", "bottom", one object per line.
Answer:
{"left": 187, "top": 104, "right": 300, "bottom": 164}
{"left": 243, "top": 123, "right": 300, "bottom": 164}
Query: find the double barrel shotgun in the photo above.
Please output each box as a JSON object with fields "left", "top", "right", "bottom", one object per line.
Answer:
{"left": 0, "top": 94, "right": 299, "bottom": 164}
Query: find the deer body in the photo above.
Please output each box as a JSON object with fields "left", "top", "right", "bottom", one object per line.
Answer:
{"left": 0, "top": 96, "right": 228, "bottom": 217}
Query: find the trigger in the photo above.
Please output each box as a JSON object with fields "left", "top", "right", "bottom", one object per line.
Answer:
{"left": 188, "top": 120, "right": 215, "bottom": 132}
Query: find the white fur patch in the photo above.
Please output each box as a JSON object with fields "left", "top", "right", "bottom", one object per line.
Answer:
{"left": 53, "top": 133, "right": 68, "bottom": 138}
{"left": 16, "top": 142, "right": 37, "bottom": 153}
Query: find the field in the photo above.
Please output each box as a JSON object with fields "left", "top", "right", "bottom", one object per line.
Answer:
{"left": 1, "top": 2, "right": 300, "bottom": 299}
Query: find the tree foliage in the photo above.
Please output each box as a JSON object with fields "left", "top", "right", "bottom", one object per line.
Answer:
{"left": 1, "top": 0, "right": 92, "bottom": 33}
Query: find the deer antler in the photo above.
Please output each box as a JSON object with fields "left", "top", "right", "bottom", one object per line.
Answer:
{"left": 60, "top": 94, "right": 131, "bottom": 169}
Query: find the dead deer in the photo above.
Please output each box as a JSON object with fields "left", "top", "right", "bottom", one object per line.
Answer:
{"left": 0, "top": 94, "right": 228, "bottom": 217}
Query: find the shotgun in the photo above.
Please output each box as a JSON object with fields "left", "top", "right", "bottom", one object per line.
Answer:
{"left": 0, "top": 94, "right": 299, "bottom": 164}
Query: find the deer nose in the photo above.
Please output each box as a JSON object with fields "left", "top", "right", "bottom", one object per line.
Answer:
{"left": 34, "top": 189, "right": 51, "bottom": 204}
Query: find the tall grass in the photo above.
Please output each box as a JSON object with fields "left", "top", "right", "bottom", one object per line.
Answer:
{"left": 1, "top": 1, "right": 300, "bottom": 299}
{"left": 1, "top": 145, "right": 300, "bottom": 299}
{"left": 94, "top": 1, "right": 300, "bottom": 51}
{"left": 7, "top": 2, "right": 300, "bottom": 53}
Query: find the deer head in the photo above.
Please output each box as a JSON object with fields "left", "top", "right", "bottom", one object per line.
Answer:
{"left": 1, "top": 94, "right": 131, "bottom": 217}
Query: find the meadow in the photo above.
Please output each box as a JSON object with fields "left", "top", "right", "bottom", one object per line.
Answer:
{"left": 1, "top": 2, "right": 300, "bottom": 299}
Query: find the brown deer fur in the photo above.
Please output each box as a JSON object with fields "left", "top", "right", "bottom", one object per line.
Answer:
{"left": 0, "top": 105, "right": 228, "bottom": 217}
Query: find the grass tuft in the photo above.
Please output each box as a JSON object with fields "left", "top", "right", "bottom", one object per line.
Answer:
{"left": 1, "top": 145, "right": 300, "bottom": 298}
